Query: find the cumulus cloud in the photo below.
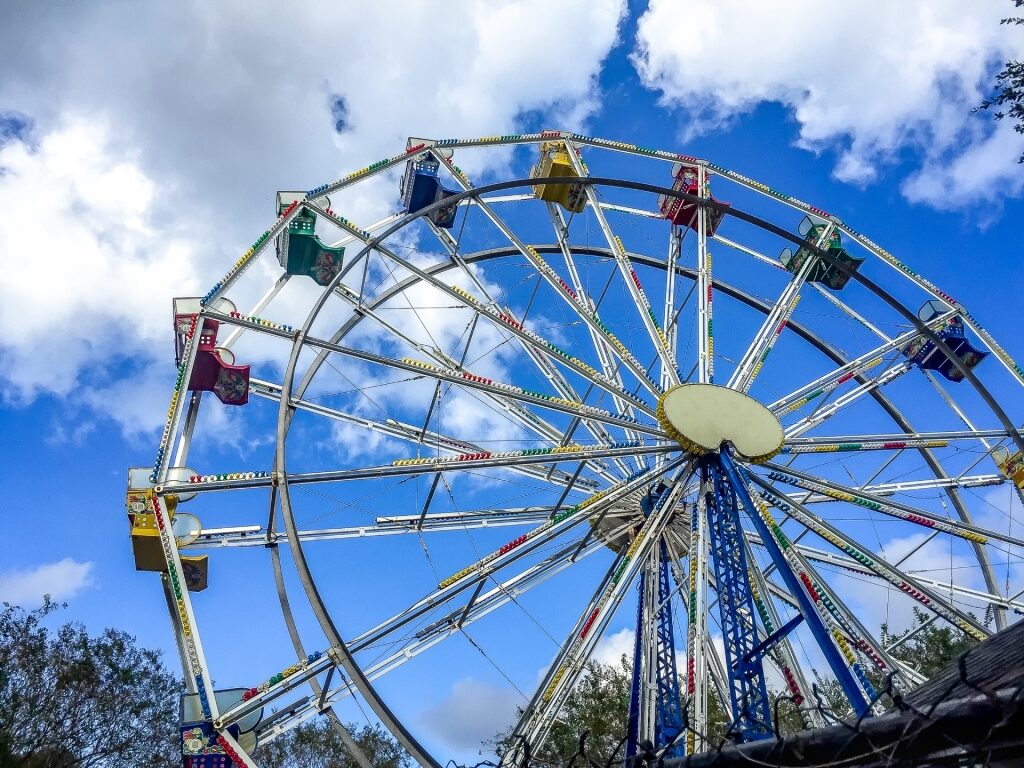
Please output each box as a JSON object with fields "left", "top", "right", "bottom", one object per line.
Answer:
{"left": 0, "top": 118, "right": 203, "bottom": 403}
{"left": 0, "top": 0, "right": 625, "bottom": 432}
{"left": 632, "top": 0, "right": 1023, "bottom": 207}
{"left": 592, "top": 626, "right": 634, "bottom": 666}
{"left": 419, "top": 676, "right": 520, "bottom": 752}
{"left": 0, "top": 558, "right": 95, "bottom": 606}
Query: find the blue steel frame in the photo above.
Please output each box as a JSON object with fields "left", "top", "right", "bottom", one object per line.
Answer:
{"left": 624, "top": 449, "right": 871, "bottom": 761}
{"left": 626, "top": 493, "right": 686, "bottom": 760}
{"left": 724, "top": 453, "right": 871, "bottom": 717}
{"left": 701, "top": 456, "right": 774, "bottom": 741}
{"left": 651, "top": 543, "right": 685, "bottom": 751}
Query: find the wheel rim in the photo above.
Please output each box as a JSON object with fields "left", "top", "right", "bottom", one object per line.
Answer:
{"left": 138, "top": 134, "right": 1024, "bottom": 765}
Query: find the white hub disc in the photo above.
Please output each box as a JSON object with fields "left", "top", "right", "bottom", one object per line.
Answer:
{"left": 656, "top": 384, "right": 784, "bottom": 463}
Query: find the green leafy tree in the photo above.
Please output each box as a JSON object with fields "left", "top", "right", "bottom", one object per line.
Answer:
{"left": 494, "top": 655, "right": 632, "bottom": 766}
{"left": 764, "top": 689, "right": 805, "bottom": 738}
{"left": 254, "top": 719, "right": 411, "bottom": 768}
{"left": 493, "top": 655, "right": 737, "bottom": 764}
{"left": 883, "top": 608, "right": 980, "bottom": 680}
{"left": 974, "top": 0, "right": 1024, "bottom": 163}
{"left": 0, "top": 599, "right": 180, "bottom": 768}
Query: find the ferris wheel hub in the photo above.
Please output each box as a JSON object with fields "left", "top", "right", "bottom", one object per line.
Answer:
{"left": 656, "top": 384, "right": 784, "bottom": 463}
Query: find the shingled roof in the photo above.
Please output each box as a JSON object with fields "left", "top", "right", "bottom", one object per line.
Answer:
{"left": 900, "top": 617, "right": 1024, "bottom": 709}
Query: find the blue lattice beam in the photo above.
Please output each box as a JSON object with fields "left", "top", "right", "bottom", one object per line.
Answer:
{"left": 626, "top": 491, "right": 685, "bottom": 760}
{"left": 702, "top": 457, "right": 773, "bottom": 741}
{"left": 722, "top": 452, "right": 871, "bottom": 717}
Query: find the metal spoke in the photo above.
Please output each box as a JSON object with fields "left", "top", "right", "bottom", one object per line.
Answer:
{"left": 664, "top": 225, "right": 683, "bottom": 387}
{"left": 729, "top": 224, "right": 836, "bottom": 392}
{"left": 330, "top": 276, "right": 570, "bottom": 445}
{"left": 784, "top": 361, "right": 913, "bottom": 438}
{"left": 349, "top": 462, "right": 678, "bottom": 651}
{"left": 211, "top": 310, "right": 662, "bottom": 439}
{"left": 192, "top": 508, "right": 559, "bottom": 548}
{"left": 423, "top": 217, "right": 635, "bottom": 478}
{"left": 791, "top": 474, "right": 1004, "bottom": 503}
{"left": 684, "top": 473, "right": 710, "bottom": 751}
{"left": 424, "top": 158, "right": 663, "bottom": 399}
{"left": 363, "top": 212, "right": 635, "bottom": 474}
{"left": 504, "top": 549, "right": 628, "bottom": 763}
{"left": 166, "top": 442, "right": 673, "bottom": 495}
{"left": 545, "top": 203, "right": 645, "bottom": 449}
{"left": 747, "top": 474, "right": 991, "bottom": 641}
{"left": 260, "top": 530, "right": 621, "bottom": 743}
{"left": 513, "top": 467, "right": 690, "bottom": 757}
{"left": 768, "top": 312, "right": 955, "bottom": 416}
{"left": 306, "top": 202, "right": 659, "bottom": 420}
{"left": 837, "top": 222, "right": 1024, "bottom": 389}
{"left": 220, "top": 273, "right": 291, "bottom": 351}
{"left": 780, "top": 436, "right": 956, "bottom": 455}
{"left": 761, "top": 534, "right": 921, "bottom": 693}
{"left": 764, "top": 463, "right": 1024, "bottom": 548}
{"left": 783, "top": 429, "right": 1014, "bottom": 448}
{"left": 249, "top": 379, "right": 603, "bottom": 490}
{"left": 561, "top": 141, "right": 680, "bottom": 387}
{"left": 768, "top": 538, "right": 1024, "bottom": 614}
{"left": 695, "top": 167, "right": 713, "bottom": 386}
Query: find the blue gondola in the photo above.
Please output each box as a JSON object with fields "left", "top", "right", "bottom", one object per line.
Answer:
{"left": 400, "top": 151, "right": 459, "bottom": 228}
{"left": 903, "top": 300, "right": 988, "bottom": 382}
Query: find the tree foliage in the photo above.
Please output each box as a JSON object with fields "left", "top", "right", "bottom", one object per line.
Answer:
{"left": 883, "top": 608, "right": 980, "bottom": 680}
{"left": 495, "top": 656, "right": 632, "bottom": 766}
{"left": 0, "top": 599, "right": 180, "bottom": 768}
{"left": 0, "top": 598, "right": 412, "bottom": 768}
{"left": 493, "top": 655, "right": 734, "bottom": 764}
{"left": 975, "top": 0, "right": 1024, "bottom": 163}
{"left": 254, "top": 719, "right": 411, "bottom": 768}
{"left": 492, "top": 611, "right": 987, "bottom": 760}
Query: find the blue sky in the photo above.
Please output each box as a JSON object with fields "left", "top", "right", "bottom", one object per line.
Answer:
{"left": 1, "top": 0, "right": 1023, "bottom": 760}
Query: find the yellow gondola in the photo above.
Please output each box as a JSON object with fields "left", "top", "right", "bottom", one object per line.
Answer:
{"left": 992, "top": 446, "right": 1024, "bottom": 490}
{"left": 125, "top": 468, "right": 207, "bottom": 591}
{"left": 530, "top": 142, "right": 586, "bottom": 213}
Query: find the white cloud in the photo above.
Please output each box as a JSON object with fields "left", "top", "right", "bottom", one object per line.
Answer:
{"left": 0, "top": 0, "right": 626, "bottom": 433}
{"left": 901, "top": 120, "right": 1024, "bottom": 213}
{"left": 592, "top": 626, "right": 634, "bottom": 666}
{"left": 0, "top": 118, "right": 203, "bottom": 403}
{"left": 419, "top": 676, "right": 520, "bottom": 752}
{"left": 327, "top": 418, "right": 393, "bottom": 465}
{"left": 0, "top": 558, "right": 95, "bottom": 606}
{"left": 632, "top": 0, "right": 1023, "bottom": 207}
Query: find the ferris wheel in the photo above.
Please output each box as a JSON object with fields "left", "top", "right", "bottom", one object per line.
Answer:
{"left": 125, "top": 131, "right": 1024, "bottom": 768}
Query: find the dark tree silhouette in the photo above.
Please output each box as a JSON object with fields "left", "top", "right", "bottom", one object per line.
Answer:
{"left": 974, "top": 0, "right": 1024, "bottom": 163}
{"left": 0, "top": 599, "right": 179, "bottom": 768}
